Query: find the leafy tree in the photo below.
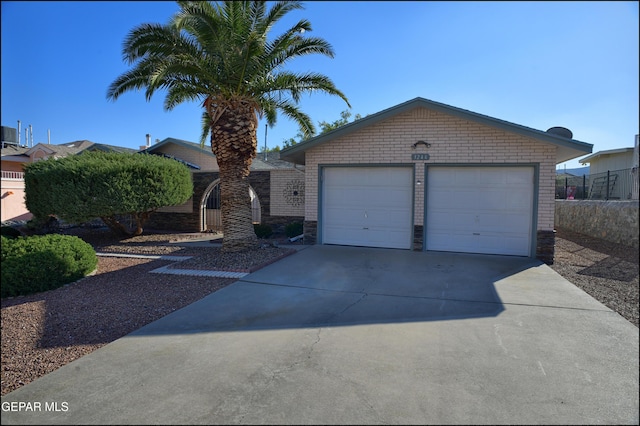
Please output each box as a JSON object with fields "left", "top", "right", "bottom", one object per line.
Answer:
{"left": 24, "top": 151, "right": 193, "bottom": 236}
{"left": 281, "top": 109, "right": 362, "bottom": 148}
{"left": 318, "top": 110, "right": 362, "bottom": 134}
{"left": 107, "top": 1, "right": 349, "bottom": 252}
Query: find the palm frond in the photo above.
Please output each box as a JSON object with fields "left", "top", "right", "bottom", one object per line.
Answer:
{"left": 108, "top": 0, "right": 349, "bottom": 137}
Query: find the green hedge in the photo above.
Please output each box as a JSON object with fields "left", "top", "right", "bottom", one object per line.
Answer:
{"left": 1, "top": 234, "right": 98, "bottom": 298}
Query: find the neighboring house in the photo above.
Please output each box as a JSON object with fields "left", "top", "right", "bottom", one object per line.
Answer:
{"left": 1, "top": 144, "right": 31, "bottom": 222}
{"left": 279, "top": 97, "right": 593, "bottom": 264}
{"left": 0, "top": 140, "right": 136, "bottom": 223}
{"left": 141, "top": 138, "right": 305, "bottom": 234}
{"left": 579, "top": 143, "right": 637, "bottom": 200}
{"left": 579, "top": 146, "right": 635, "bottom": 174}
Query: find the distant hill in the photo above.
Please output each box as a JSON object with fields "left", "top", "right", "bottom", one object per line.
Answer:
{"left": 556, "top": 166, "right": 589, "bottom": 176}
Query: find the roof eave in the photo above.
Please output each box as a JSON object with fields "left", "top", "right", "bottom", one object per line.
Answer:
{"left": 578, "top": 147, "right": 634, "bottom": 164}
{"left": 141, "top": 138, "right": 216, "bottom": 158}
{"left": 279, "top": 97, "right": 594, "bottom": 165}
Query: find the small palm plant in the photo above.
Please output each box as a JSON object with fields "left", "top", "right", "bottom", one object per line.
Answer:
{"left": 107, "top": 0, "right": 350, "bottom": 252}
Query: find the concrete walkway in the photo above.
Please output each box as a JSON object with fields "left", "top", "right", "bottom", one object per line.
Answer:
{"left": 1, "top": 246, "right": 638, "bottom": 425}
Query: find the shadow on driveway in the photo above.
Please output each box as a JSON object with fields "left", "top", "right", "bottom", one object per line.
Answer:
{"left": 130, "top": 246, "right": 539, "bottom": 335}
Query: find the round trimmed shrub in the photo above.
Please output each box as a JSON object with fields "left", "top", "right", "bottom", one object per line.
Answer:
{"left": 253, "top": 224, "right": 273, "bottom": 239}
{"left": 1, "top": 234, "right": 98, "bottom": 298}
{"left": 285, "top": 221, "right": 303, "bottom": 238}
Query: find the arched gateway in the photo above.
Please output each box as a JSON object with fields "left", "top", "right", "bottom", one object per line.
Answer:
{"left": 201, "top": 179, "right": 261, "bottom": 232}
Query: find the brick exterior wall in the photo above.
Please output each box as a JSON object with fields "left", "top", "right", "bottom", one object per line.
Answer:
{"left": 270, "top": 169, "right": 305, "bottom": 216}
{"left": 413, "top": 225, "right": 424, "bottom": 251}
{"left": 146, "top": 170, "right": 303, "bottom": 235}
{"left": 303, "top": 106, "right": 557, "bottom": 259}
{"left": 536, "top": 230, "right": 556, "bottom": 265}
{"left": 303, "top": 220, "right": 317, "bottom": 244}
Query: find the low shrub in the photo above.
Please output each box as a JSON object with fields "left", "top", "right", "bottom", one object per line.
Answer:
{"left": 1, "top": 226, "right": 22, "bottom": 239}
{"left": 253, "top": 224, "right": 273, "bottom": 239}
{"left": 285, "top": 221, "right": 304, "bottom": 238}
{"left": 1, "top": 234, "right": 98, "bottom": 298}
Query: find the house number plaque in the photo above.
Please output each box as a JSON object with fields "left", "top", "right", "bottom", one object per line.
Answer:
{"left": 411, "top": 153, "right": 430, "bottom": 160}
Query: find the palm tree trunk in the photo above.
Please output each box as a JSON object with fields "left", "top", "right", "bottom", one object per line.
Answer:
{"left": 218, "top": 162, "right": 257, "bottom": 252}
{"left": 209, "top": 98, "right": 259, "bottom": 252}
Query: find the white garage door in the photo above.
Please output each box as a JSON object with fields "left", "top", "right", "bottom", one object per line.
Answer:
{"left": 426, "top": 167, "right": 534, "bottom": 256}
{"left": 322, "top": 167, "right": 413, "bottom": 249}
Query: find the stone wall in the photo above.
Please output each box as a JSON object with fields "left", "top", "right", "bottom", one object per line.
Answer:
{"left": 536, "top": 230, "right": 556, "bottom": 265}
{"left": 555, "top": 200, "right": 639, "bottom": 248}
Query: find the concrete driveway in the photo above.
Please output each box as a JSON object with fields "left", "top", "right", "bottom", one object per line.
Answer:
{"left": 2, "top": 245, "right": 638, "bottom": 425}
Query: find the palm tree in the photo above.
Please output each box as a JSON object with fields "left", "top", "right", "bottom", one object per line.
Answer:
{"left": 107, "top": 1, "right": 350, "bottom": 252}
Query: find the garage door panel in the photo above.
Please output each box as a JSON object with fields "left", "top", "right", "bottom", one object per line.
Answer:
{"left": 427, "top": 167, "right": 533, "bottom": 256}
{"left": 503, "top": 236, "right": 530, "bottom": 254}
{"left": 387, "top": 188, "right": 413, "bottom": 205}
{"left": 324, "top": 227, "right": 367, "bottom": 245}
{"left": 477, "top": 235, "right": 530, "bottom": 255}
{"left": 477, "top": 171, "right": 505, "bottom": 185}
{"left": 495, "top": 214, "right": 531, "bottom": 230}
{"left": 428, "top": 211, "right": 475, "bottom": 230}
{"left": 453, "top": 169, "right": 478, "bottom": 185}
{"left": 429, "top": 191, "right": 477, "bottom": 209}
{"left": 325, "top": 207, "right": 363, "bottom": 224}
{"left": 507, "top": 169, "right": 533, "bottom": 184}
{"left": 366, "top": 207, "right": 410, "bottom": 223}
{"left": 506, "top": 193, "right": 532, "bottom": 210}
{"left": 429, "top": 170, "right": 454, "bottom": 186}
{"left": 483, "top": 190, "right": 509, "bottom": 209}
{"left": 323, "top": 167, "right": 413, "bottom": 249}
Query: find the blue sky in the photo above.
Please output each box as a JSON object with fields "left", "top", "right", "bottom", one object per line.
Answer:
{"left": 1, "top": 1, "right": 638, "bottom": 169}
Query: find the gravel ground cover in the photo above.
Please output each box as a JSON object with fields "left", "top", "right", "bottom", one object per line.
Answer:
{"left": 551, "top": 228, "right": 638, "bottom": 328}
{"left": 1, "top": 227, "right": 638, "bottom": 397}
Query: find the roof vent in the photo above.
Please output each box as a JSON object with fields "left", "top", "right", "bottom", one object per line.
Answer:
{"left": 546, "top": 127, "right": 573, "bottom": 139}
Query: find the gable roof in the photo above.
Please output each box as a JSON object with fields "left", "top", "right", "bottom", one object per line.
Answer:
{"left": 0, "top": 144, "right": 30, "bottom": 162}
{"left": 280, "top": 97, "right": 594, "bottom": 165}
{"left": 143, "top": 137, "right": 299, "bottom": 170}
{"left": 141, "top": 137, "right": 216, "bottom": 158}
{"left": 54, "top": 140, "right": 137, "bottom": 154}
{"left": 1, "top": 141, "right": 136, "bottom": 163}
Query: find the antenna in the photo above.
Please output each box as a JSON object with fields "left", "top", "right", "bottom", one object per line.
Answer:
{"left": 264, "top": 124, "right": 268, "bottom": 161}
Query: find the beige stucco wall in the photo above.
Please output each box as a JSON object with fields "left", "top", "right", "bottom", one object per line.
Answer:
{"left": 270, "top": 168, "right": 305, "bottom": 216}
{"left": 304, "top": 106, "right": 556, "bottom": 231}
{"left": 1, "top": 177, "right": 32, "bottom": 222}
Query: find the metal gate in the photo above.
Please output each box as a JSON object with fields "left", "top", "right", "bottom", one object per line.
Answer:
{"left": 201, "top": 180, "right": 261, "bottom": 232}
